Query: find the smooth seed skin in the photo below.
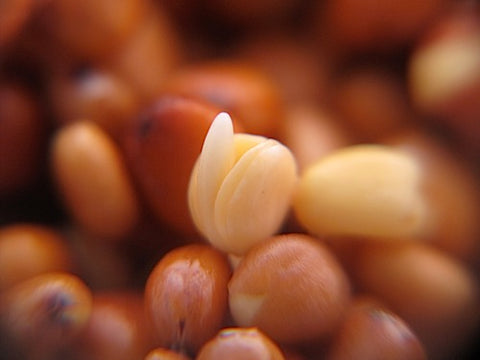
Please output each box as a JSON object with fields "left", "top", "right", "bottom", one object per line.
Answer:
{"left": 188, "top": 112, "right": 298, "bottom": 255}
{"left": 51, "top": 121, "right": 140, "bottom": 239}
{"left": 228, "top": 234, "right": 350, "bottom": 344}
{"left": 196, "top": 327, "right": 285, "bottom": 360}
{"left": 326, "top": 297, "right": 427, "bottom": 360}
{"left": 352, "top": 242, "right": 479, "bottom": 358}
{"left": 49, "top": 66, "right": 140, "bottom": 141}
{"left": 66, "top": 228, "right": 134, "bottom": 290}
{"left": 145, "top": 244, "right": 231, "bottom": 354}
{"left": 203, "top": 0, "right": 299, "bottom": 26}
{"left": 281, "top": 348, "right": 308, "bottom": 360}
{"left": 72, "top": 292, "right": 155, "bottom": 360}
{"left": 0, "top": 272, "right": 92, "bottom": 360}
{"left": 46, "top": 0, "right": 146, "bottom": 60}
{"left": 385, "top": 129, "right": 480, "bottom": 262}
{"left": 106, "top": 8, "right": 181, "bottom": 102}
{"left": 162, "top": 61, "right": 284, "bottom": 138}
{"left": 145, "top": 348, "right": 191, "bottom": 360}
{"left": 0, "top": 83, "right": 44, "bottom": 195}
{"left": 330, "top": 69, "right": 412, "bottom": 142}
{"left": 0, "top": 0, "right": 33, "bottom": 46}
{"left": 0, "top": 2, "right": 479, "bottom": 359}
{"left": 320, "top": 0, "right": 445, "bottom": 52}
{"left": 123, "top": 96, "right": 230, "bottom": 236}
{"left": 293, "top": 145, "right": 428, "bottom": 239}
{"left": 0, "top": 224, "right": 72, "bottom": 291}
{"left": 231, "top": 33, "right": 328, "bottom": 107}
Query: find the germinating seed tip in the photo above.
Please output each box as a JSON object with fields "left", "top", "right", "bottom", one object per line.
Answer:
{"left": 188, "top": 112, "right": 298, "bottom": 255}
{"left": 213, "top": 111, "right": 234, "bottom": 129}
{"left": 190, "top": 112, "right": 235, "bottom": 241}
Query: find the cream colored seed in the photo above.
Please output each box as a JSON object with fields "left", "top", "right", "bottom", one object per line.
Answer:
{"left": 293, "top": 145, "right": 429, "bottom": 239}
{"left": 188, "top": 112, "right": 298, "bottom": 255}
{"left": 409, "top": 35, "right": 480, "bottom": 110}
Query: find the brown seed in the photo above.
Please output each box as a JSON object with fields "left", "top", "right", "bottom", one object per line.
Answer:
{"left": 196, "top": 327, "right": 285, "bottom": 360}
{"left": 72, "top": 291, "right": 155, "bottom": 360}
{"left": 145, "top": 244, "right": 231, "bottom": 354}
{"left": 326, "top": 297, "right": 427, "bottom": 360}
{"left": 66, "top": 227, "right": 133, "bottom": 290}
{"left": 0, "top": 272, "right": 92, "bottom": 360}
{"left": 144, "top": 347, "right": 191, "bottom": 360}
{"left": 330, "top": 68, "right": 412, "bottom": 142}
{"left": 106, "top": 7, "right": 181, "bottom": 102}
{"left": 162, "top": 61, "right": 284, "bottom": 138}
{"left": 0, "top": 83, "right": 44, "bottom": 195}
{"left": 228, "top": 234, "right": 351, "bottom": 344}
{"left": 231, "top": 32, "right": 329, "bottom": 106}
{"left": 123, "top": 96, "right": 240, "bottom": 236}
{"left": 49, "top": 65, "right": 140, "bottom": 142}
{"left": 319, "top": 0, "right": 446, "bottom": 52}
{"left": 0, "top": 224, "right": 72, "bottom": 291}
{"left": 352, "top": 241, "right": 479, "bottom": 358}
{"left": 45, "top": 0, "right": 146, "bottom": 60}
{"left": 384, "top": 129, "right": 480, "bottom": 262}
{"left": 0, "top": 0, "right": 33, "bottom": 46}
{"left": 202, "top": 0, "right": 300, "bottom": 26}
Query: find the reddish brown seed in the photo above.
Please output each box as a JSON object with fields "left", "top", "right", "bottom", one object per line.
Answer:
{"left": 0, "top": 0, "right": 33, "bottom": 46}
{"left": 123, "top": 96, "right": 240, "bottom": 236}
{"left": 66, "top": 227, "right": 133, "bottom": 290}
{"left": 45, "top": 0, "right": 146, "bottom": 60}
{"left": 196, "top": 327, "right": 285, "bottom": 360}
{"left": 232, "top": 32, "right": 330, "bottom": 106}
{"left": 106, "top": 8, "right": 181, "bottom": 102}
{"left": 0, "top": 224, "right": 72, "bottom": 291}
{"left": 0, "top": 83, "right": 44, "bottom": 195}
{"left": 384, "top": 129, "right": 480, "bottom": 263}
{"left": 72, "top": 291, "right": 155, "bottom": 360}
{"left": 48, "top": 65, "right": 140, "bottom": 142}
{"left": 228, "top": 234, "right": 351, "bottom": 344}
{"left": 0, "top": 272, "right": 92, "bottom": 360}
{"left": 145, "top": 244, "right": 232, "bottom": 354}
{"left": 202, "top": 0, "right": 300, "bottom": 27}
{"left": 352, "top": 241, "right": 479, "bottom": 358}
{"left": 51, "top": 121, "right": 140, "bottom": 239}
{"left": 161, "top": 61, "right": 284, "bottom": 138}
{"left": 144, "top": 347, "right": 191, "bottom": 360}
{"left": 329, "top": 68, "right": 412, "bottom": 142}
{"left": 320, "top": 0, "right": 447, "bottom": 52}
{"left": 281, "top": 348, "right": 308, "bottom": 360}
{"left": 326, "top": 297, "right": 427, "bottom": 360}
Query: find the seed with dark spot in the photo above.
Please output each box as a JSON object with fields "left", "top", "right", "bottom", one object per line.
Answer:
{"left": 45, "top": 293, "right": 73, "bottom": 326}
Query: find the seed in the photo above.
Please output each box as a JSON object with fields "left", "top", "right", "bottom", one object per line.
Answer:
{"left": 188, "top": 112, "right": 297, "bottom": 255}
{"left": 293, "top": 145, "right": 428, "bottom": 239}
